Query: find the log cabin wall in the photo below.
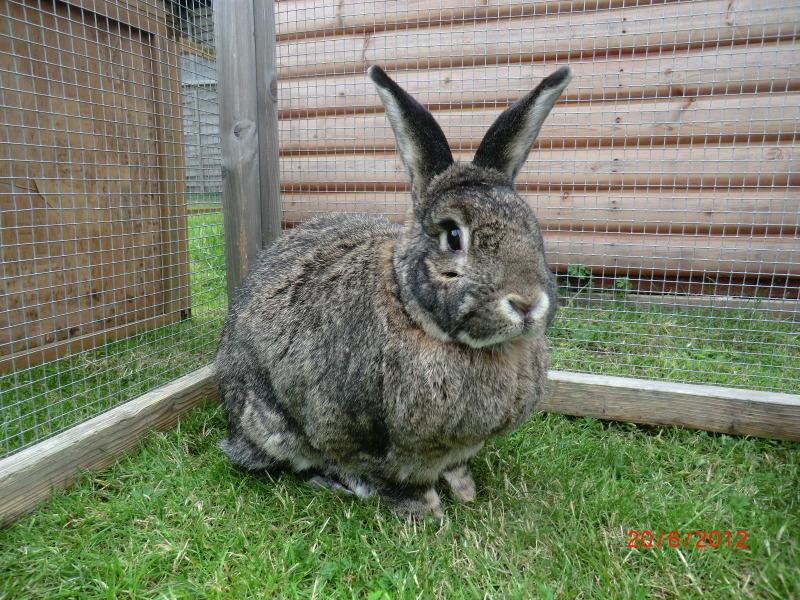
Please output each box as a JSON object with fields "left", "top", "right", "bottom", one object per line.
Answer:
{"left": 273, "top": 0, "right": 799, "bottom": 298}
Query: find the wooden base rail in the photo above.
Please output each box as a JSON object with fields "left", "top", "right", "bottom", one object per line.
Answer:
{"left": 2, "top": 365, "right": 798, "bottom": 526}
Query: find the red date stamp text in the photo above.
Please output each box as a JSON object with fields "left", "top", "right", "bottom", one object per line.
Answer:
{"left": 627, "top": 530, "right": 748, "bottom": 549}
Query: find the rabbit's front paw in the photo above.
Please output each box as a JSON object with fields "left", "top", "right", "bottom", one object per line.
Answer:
{"left": 442, "top": 464, "right": 476, "bottom": 502}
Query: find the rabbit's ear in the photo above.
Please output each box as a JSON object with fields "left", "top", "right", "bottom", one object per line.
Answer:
{"left": 369, "top": 66, "right": 454, "bottom": 197}
{"left": 473, "top": 67, "right": 572, "bottom": 181}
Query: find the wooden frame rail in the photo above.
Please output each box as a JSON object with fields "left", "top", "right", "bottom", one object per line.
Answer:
{"left": 2, "top": 366, "right": 797, "bottom": 526}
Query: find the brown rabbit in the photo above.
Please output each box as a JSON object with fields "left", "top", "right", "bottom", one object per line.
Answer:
{"left": 216, "top": 65, "right": 573, "bottom": 518}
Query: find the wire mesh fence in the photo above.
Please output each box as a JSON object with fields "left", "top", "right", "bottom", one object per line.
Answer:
{"left": 273, "top": 0, "right": 799, "bottom": 393}
{"left": 0, "top": 0, "right": 797, "bottom": 462}
{"left": 0, "top": 0, "right": 225, "bottom": 458}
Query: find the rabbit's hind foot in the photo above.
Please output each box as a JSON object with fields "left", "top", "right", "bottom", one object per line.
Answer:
{"left": 219, "top": 435, "right": 285, "bottom": 472}
{"left": 383, "top": 483, "right": 443, "bottom": 520}
{"left": 303, "top": 467, "right": 377, "bottom": 499}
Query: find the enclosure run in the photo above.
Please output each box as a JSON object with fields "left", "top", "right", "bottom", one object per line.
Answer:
{"left": 0, "top": 0, "right": 798, "bottom": 525}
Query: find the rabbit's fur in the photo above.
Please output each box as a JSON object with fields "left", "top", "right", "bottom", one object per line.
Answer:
{"left": 216, "top": 65, "right": 572, "bottom": 518}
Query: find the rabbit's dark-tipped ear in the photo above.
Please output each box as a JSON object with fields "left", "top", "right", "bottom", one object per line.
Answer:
{"left": 369, "top": 66, "right": 454, "bottom": 197}
{"left": 473, "top": 67, "right": 572, "bottom": 181}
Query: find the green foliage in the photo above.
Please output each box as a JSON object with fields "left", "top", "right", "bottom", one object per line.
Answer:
{"left": 613, "top": 277, "right": 634, "bottom": 296}
{"left": 564, "top": 264, "right": 594, "bottom": 291}
{"left": 566, "top": 264, "right": 592, "bottom": 280}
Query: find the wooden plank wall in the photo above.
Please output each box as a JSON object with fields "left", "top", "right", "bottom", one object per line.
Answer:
{"left": 0, "top": 0, "right": 190, "bottom": 371}
{"left": 273, "top": 0, "right": 799, "bottom": 289}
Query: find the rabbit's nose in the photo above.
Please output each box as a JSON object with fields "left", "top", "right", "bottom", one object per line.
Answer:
{"left": 506, "top": 293, "right": 549, "bottom": 320}
{"left": 508, "top": 296, "right": 533, "bottom": 317}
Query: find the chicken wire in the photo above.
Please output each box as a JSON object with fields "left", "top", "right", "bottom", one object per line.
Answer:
{"left": 0, "top": 0, "right": 225, "bottom": 458}
{"left": 1, "top": 0, "right": 797, "bottom": 461}
{"left": 273, "top": 0, "right": 798, "bottom": 392}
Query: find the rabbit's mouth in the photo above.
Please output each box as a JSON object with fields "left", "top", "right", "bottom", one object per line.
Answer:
{"left": 457, "top": 327, "right": 532, "bottom": 349}
{"left": 455, "top": 294, "right": 549, "bottom": 349}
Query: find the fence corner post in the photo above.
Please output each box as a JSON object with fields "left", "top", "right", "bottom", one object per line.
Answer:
{"left": 215, "top": 0, "right": 281, "bottom": 300}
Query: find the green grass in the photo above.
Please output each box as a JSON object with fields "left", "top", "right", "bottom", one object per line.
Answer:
{"left": 0, "top": 212, "right": 227, "bottom": 456}
{"left": 550, "top": 300, "right": 799, "bottom": 394}
{"left": 1, "top": 402, "right": 797, "bottom": 599}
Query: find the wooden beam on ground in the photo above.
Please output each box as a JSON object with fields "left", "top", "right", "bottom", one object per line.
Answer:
{"left": 543, "top": 370, "right": 800, "bottom": 441}
{"left": 1, "top": 365, "right": 797, "bottom": 526}
{"left": 0, "top": 365, "right": 218, "bottom": 527}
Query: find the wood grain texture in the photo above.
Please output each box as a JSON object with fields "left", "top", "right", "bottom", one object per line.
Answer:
{"left": 69, "top": 0, "right": 165, "bottom": 35}
{"left": 0, "top": 0, "right": 188, "bottom": 370}
{"left": 528, "top": 189, "right": 800, "bottom": 236}
{"left": 0, "top": 365, "right": 218, "bottom": 527}
{"left": 152, "top": 34, "right": 192, "bottom": 317}
{"left": 271, "top": 0, "right": 799, "bottom": 288}
{"left": 275, "top": 0, "right": 673, "bottom": 40}
{"left": 280, "top": 188, "right": 800, "bottom": 236}
{"left": 275, "top": 0, "right": 799, "bottom": 78}
{"left": 278, "top": 93, "right": 800, "bottom": 152}
{"left": 542, "top": 370, "right": 800, "bottom": 441}
{"left": 279, "top": 204, "right": 799, "bottom": 276}
{"left": 278, "top": 144, "right": 800, "bottom": 190}
{"left": 215, "top": 0, "right": 269, "bottom": 298}
{"left": 253, "top": 0, "right": 283, "bottom": 248}
{"left": 276, "top": 42, "right": 800, "bottom": 116}
{"left": 543, "top": 232, "right": 800, "bottom": 277}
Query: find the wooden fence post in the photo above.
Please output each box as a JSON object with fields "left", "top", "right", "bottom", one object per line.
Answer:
{"left": 252, "top": 0, "right": 282, "bottom": 248}
{"left": 215, "top": 0, "right": 281, "bottom": 299}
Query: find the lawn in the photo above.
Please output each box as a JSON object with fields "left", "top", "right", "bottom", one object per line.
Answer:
{"left": 1, "top": 211, "right": 798, "bottom": 598}
{"left": 0, "top": 401, "right": 797, "bottom": 599}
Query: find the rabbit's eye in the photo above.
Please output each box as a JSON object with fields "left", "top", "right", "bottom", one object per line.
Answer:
{"left": 446, "top": 228, "right": 461, "bottom": 251}
{"left": 440, "top": 220, "right": 463, "bottom": 252}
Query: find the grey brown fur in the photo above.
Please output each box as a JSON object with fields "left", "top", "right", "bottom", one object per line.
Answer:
{"left": 216, "top": 65, "right": 573, "bottom": 518}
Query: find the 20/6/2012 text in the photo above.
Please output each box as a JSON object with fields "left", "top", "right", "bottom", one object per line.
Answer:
{"left": 627, "top": 530, "right": 748, "bottom": 548}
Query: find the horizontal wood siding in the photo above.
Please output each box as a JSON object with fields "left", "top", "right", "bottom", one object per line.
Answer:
{"left": 274, "top": 0, "right": 799, "bottom": 283}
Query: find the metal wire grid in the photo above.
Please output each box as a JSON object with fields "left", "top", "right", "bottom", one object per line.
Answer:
{"left": 274, "top": 0, "right": 799, "bottom": 392}
{"left": 0, "top": 0, "right": 225, "bottom": 458}
{"left": 182, "top": 41, "right": 221, "bottom": 196}
{"left": 1, "top": 0, "right": 796, "bottom": 460}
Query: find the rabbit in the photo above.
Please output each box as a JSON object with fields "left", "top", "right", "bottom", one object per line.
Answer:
{"left": 216, "top": 65, "right": 573, "bottom": 519}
